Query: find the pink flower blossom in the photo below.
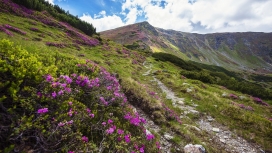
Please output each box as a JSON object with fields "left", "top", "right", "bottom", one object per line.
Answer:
{"left": 67, "top": 120, "right": 73, "bottom": 125}
{"left": 82, "top": 136, "right": 88, "bottom": 143}
{"left": 117, "top": 129, "right": 124, "bottom": 135}
{"left": 68, "top": 151, "right": 74, "bottom": 153}
{"left": 146, "top": 134, "right": 155, "bottom": 140}
{"left": 58, "top": 122, "right": 65, "bottom": 127}
{"left": 124, "top": 134, "right": 130, "bottom": 143}
{"left": 139, "top": 147, "right": 144, "bottom": 153}
{"left": 156, "top": 142, "right": 161, "bottom": 149}
{"left": 45, "top": 74, "right": 53, "bottom": 82}
{"left": 108, "top": 119, "right": 113, "bottom": 124}
{"left": 102, "top": 122, "right": 106, "bottom": 126}
{"left": 86, "top": 108, "right": 91, "bottom": 113}
{"left": 89, "top": 114, "right": 94, "bottom": 118}
{"left": 106, "top": 127, "right": 115, "bottom": 134}
{"left": 68, "top": 102, "right": 73, "bottom": 106}
{"left": 52, "top": 91, "right": 57, "bottom": 98}
{"left": 37, "top": 108, "right": 48, "bottom": 114}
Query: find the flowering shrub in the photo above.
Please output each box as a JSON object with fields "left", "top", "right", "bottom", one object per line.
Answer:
{"left": 0, "top": 25, "right": 13, "bottom": 36}
{"left": 229, "top": 94, "right": 238, "bottom": 99}
{"left": 231, "top": 102, "right": 254, "bottom": 111}
{"left": 252, "top": 97, "right": 269, "bottom": 106}
{"left": 0, "top": 39, "right": 159, "bottom": 152}
{"left": 4, "top": 24, "right": 27, "bottom": 35}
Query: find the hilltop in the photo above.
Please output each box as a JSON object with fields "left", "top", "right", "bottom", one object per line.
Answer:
{"left": 0, "top": 0, "right": 272, "bottom": 153}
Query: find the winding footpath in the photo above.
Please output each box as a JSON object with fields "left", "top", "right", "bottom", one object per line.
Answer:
{"left": 139, "top": 61, "right": 264, "bottom": 153}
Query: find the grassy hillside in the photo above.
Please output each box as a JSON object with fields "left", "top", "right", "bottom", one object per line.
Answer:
{"left": 0, "top": 0, "right": 272, "bottom": 152}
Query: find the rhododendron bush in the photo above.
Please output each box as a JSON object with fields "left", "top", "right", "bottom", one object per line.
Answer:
{"left": 0, "top": 39, "right": 159, "bottom": 152}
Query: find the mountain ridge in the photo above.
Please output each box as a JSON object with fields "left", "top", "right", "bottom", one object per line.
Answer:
{"left": 101, "top": 21, "right": 272, "bottom": 74}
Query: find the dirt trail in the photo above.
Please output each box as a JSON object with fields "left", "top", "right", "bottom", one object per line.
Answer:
{"left": 139, "top": 61, "right": 263, "bottom": 153}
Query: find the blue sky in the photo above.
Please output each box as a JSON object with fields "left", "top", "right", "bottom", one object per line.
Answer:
{"left": 46, "top": 0, "right": 272, "bottom": 33}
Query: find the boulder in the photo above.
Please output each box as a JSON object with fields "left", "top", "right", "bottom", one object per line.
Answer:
{"left": 184, "top": 144, "right": 206, "bottom": 153}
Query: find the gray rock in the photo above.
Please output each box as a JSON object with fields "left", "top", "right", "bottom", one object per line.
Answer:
{"left": 177, "top": 101, "right": 184, "bottom": 105}
{"left": 164, "top": 133, "right": 173, "bottom": 140}
{"left": 184, "top": 144, "right": 206, "bottom": 153}
{"left": 212, "top": 128, "right": 220, "bottom": 133}
{"left": 187, "top": 88, "right": 193, "bottom": 93}
{"left": 222, "top": 92, "right": 228, "bottom": 97}
{"left": 220, "top": 138, "right": 226, "bottom": 144}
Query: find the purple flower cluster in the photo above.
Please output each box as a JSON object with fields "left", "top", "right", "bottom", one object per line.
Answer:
{"left": 60, "top": 22, "right": 99, "bottom": 47}
{"left": 37, "top": 108, "right": 48, "bottom": 114}
{"left": 0, "top": 25, "right": 13, "bottom": 36}
{"left": 124, "top": 112, "right": 146, "bottom": 126}
{"left": 229, "top": 94, "right": 238, "bottom": 99}
{"left": 29, "top": 27, "right": 40, "bottom": 32}
{"left": 4, "top": 24, "right": 26, "bottom": 35}
{"left": 82, "top": 136, "right": 88, "bottom": 143}
{"left": 46, "top": 42, "right": 66, "bottom": 48}
{"left": 1, "top": 0, "right": 33, "bottom": 18}
{"left": 252, "top": 97, "right": 269, "bottom": 106}
{"left": 231, "top": 102, "right": 254, "bottom": 111}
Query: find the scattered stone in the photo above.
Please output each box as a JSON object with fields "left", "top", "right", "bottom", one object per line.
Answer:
{"left": 190, "top": 110, "right": 199, "bottom": 114}
{"left": 212, "top": 128, "right": 220, "bottom": 133}
{"left": 239, "top": 96, "right": 246, "bottom": 100}
{"left": 207, "top": 116, "right": 214, "bottom": 122}
{"left": 177, "top": 101, "right": 184, "bottom": 105}
{"left": 164, "top": 133, "right": 174, "bottom": 140}
{"left": 184, "top": 144, "right": 206, "bottom": 153}
{"left": 192, "top": 104, "right": 198, "bottom": 107}
{"left": 222, "top": 93, "right": 228, "bottom": 97}
{"left": 187, "top": 88, "right": 193, "bottom": 93}
{"left": 220, "top": 138, "right": 226, "bottom": 144}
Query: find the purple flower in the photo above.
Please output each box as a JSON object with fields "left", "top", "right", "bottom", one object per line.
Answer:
{"left": 86, "top": 108, "right": 91, "bottom": 113}
{"left": 37, "top": 92, "right": 42, "bottom": 98}
{"left": 139, "top": 147, "right": 144, "bottom": 153}
{"left": 146, "top": 134, "right": 155, "bottom": 140}
{"left": 52, "top": 91, "right": 57, "bottom": 98}
{"left": 107, "top": 86, "right": 112, "bottom": 90}
{"left": 37, "top": 108, "right": 48, "bottom": 114}
{"left": 102, "top": 122, "right": 106, "bottom": 126}
{"left": 124, "top": 134, "right": 130, "bottom": 143}
{"left": 108, "top": 119, "right": 113, "bottom": 124}
{"left": 82, "top": 136, "right": 88, "bottom": 143}
{"left": 58, "top": 122, "right": 65, "bottom": 127}
{"left": 106, "top": 127, "right": 115, "bottom": 134}
{"left": 156, "top": 142, "right": 161, "bottom": 149}
{"left": 67, "top": 120, "right": 73, "bottom": 125}
{"left": 68, "top": 109, "right": 73, "bottom": 117}
{"left": 46, "top": 74, "right": 53, "bottom": 82}
{"left": 89, "top": 113, "right": 95, "bottom": 118}
{"left": 117, "top": 129, "right": 124, "bottom": 135}
{"left": 65, "top": 87, "right": 71, "bottom": 93}
{"left": 68, "top": 151, "right": 74, "bottom": 153}
{"left": 68, "top": 102, "right": 73, "bottom": 106}
{"left": 124, "top": 113, "right": 132, "bottom": 120}
{"left": 58, "top": 90, "right": 64, "bottom": 95}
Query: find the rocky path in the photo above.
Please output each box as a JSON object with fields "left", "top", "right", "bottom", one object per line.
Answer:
{"left": 139, "top": 61, "right": 263, "bottom": 153}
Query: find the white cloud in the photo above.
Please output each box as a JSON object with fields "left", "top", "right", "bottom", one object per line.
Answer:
{"left": 124, "top": 7, "right": 138, "bottom": 24}
{"left": 119, "top": 0, "right": 272, "bottom": 33}
{"left": 45, "top": 0, "right": 54, "bottom": 5}
{"left": 80, "top": 11, "right": 125, "bottom": 32}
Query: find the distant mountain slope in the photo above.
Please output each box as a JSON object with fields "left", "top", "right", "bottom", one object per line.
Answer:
{"left": 101, "top": 21, "right": 272, "bottom": 74}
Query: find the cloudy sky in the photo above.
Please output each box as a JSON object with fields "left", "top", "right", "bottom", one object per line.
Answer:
{"left": 46, "top": 0, "right": 272, "bottom": 33}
